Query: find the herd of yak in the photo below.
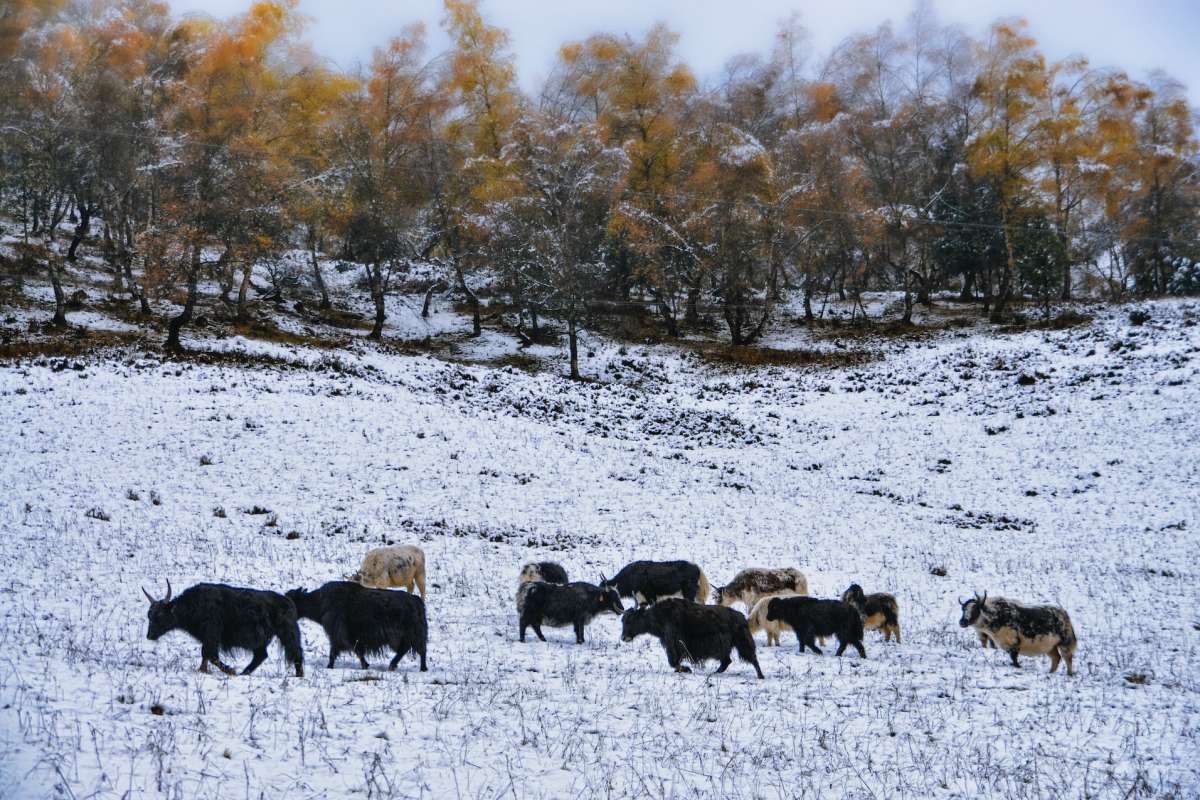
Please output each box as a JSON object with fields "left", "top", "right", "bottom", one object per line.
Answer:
{"left": 142, "top": 544, "right": 1079, "bottom": 680}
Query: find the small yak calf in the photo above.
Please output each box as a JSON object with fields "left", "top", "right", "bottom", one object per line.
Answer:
{"left": 287, "top": 581, "right": 428, "bottom": 672}
{"left": 766, "top": 596, "right": 866, "bottom": 658}
{"left": 621, "top": 598, "right": 764, "bottom": 678}
{"left": 515, "top": 561, "right": 569, "bottom": 617}
{"left": 519, "top": 581, "right": 623, "bottom": 644}
{"left": 714, "top": 568, "right": 808, "bottom": 612}
{"left": 349, "top": 545, "right": 426, "bottom": 597}
{"left": 518, "top": 562, "right": 569, "bottom": 586}
{"left": 841, "top": 583, "right": 901, "bottom": 643}
{"left": 747, "top": 595, "right": 796, "bottom": 647}
{"left": 604, "top": 560, "right": 709, "bottom": 606}
{"left": 143, "top": 580, "right": 304, "bottom": 677}
{"left": 959, "top": 592, "right": 1077, "bottom": 675}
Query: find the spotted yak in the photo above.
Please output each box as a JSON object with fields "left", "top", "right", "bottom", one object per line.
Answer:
{"left": 713, "top": 568, "right": 808, "bottom": 612}
{"left": 959, "top": 592, "right": 1077, "bottom": 675}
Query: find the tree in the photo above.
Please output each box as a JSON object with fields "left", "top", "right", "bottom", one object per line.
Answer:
{"left": 495, "top": 115, "right": 627, "bottom": 377}
{"left": 966, "top": 20, "right": 1049, "bottom": 321}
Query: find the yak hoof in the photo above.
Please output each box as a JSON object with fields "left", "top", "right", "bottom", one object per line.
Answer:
{"left": 675, "top": 665, "right": 692, "bottom": 674}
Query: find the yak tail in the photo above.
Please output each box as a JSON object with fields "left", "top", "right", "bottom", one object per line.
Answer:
{"left": 1060, "top": 612, "right": 1077, "bottom": 650}
{"left": 696, "top": 570, "right": 710, "bottom": 604}
{"left": 734, "top": 624, "right": 765, "bottom": 678}
{"left": 882, "top": 601, "right": 900, "bottom": 630}
{"left": 277, "top": 617, "right": 305, "bottom": 673}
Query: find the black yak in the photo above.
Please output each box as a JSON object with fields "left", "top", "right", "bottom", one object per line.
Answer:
{"left": 766, "top": 596, "right": 866, "bottom": 658}
{"left": 286, "top": 581, "right": 428, "bottom": 671}
{"left": 604, "top": 560, "right": 709, "bottom": 606}
{"left": 959, "top": 592, "right": 1077, "bottom": 675}
{"left": 519, "top": 581, "right": 623, "bottom": 644}
{"left": 620, "top": 598, "right": 764, "bottom": 678}
{"left": 142, "top": 580, "right": 304, "bottom": 677}
{"left": 841, "top": 583, "right": 901, "bottom": 643}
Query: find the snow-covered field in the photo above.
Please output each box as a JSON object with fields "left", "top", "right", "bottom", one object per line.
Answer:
{"left": 1, "top": 298, "right": 1198, "bottom": 799}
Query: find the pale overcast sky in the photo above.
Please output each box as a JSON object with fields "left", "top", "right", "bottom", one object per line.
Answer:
{"left": 166, "top": 0, "right": 1200, "bottom": 101}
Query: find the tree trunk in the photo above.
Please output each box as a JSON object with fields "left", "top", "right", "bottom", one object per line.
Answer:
{"left": 684, "top": 282, "right": 700, "bottom": 326}
{"left": 45, "top": 234, "right": 67, "bottom": 327}
{"left": 123, "top": 254, "right": 151, "bottom": 315}
{"left": 166, "top": 245, "right": 201, "bottom": 351}
{"left": 1059, "top": 235, "right": 1072, "bottom": 301}
{"left": 421, "top": 280, "right": 445, "bottom": 318}
{"left": 66, "top": 204, "right": 91, "bottom": 261}
{"left": 218, "top": 245, "right": 235, "bottom": 302}
{"left": 991, "top": 217, "right": 1016, "bottom": 323}
{"left": 368, "top": 262, "right": 386, "bottom": 340}
{"left": 307, "top": 226, "right": 331, "bottom": 310}
{"left": 803, "top": 281, "right": 814, "bottom": 323}
{"left": 959, "top": 270, "right": 975, "bottom": 302}
{"left": 455, "top": 262, "right": 481, "bottom": 336}
{"left": 236, "top": 261, "right": 253, "bottom": 323}
{"left": 567, "top": 312, "right": 580, "bottom": 380}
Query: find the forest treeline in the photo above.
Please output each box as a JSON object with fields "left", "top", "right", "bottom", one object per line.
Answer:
{"left": 2, "top": 0, "right": 1198, "bottom": 367}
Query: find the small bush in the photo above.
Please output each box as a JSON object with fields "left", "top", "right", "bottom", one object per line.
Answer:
{"left": 85, "top": 507, "right": 111, "bottom": 522}
{"left": 149, "top": 490, "right": 161, "bottom": 506}
{"left": 126, "top": 489, "right": 140, "bottom": 502}
{"left": 213, "top": 506, "right": 227, "bottom": 519}
{"left": 199, "top": 455, "right": 213, "bottom": 466}
{"left": 1129, "top": 309, "right": 1151, "bottom": 326}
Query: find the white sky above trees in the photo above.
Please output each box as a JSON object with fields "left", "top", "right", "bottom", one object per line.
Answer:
{"left": 166, "top": 0, "right": 1200, "bottom": 102}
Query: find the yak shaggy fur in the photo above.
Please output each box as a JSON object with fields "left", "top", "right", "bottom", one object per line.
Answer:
{"left": 605, "top": 560, "right": 710, "bottom": 606}
{"left": 518, "top": 581, "right": 623, "bottom": 644}
{"left": 621, "top": 598, "right": 764, "bottom": 679}
{"left": 714, "top": 568, "right": 808, "bottom": 612}
{"left": 841, "top": 583, "right": 901, "bottom": 643}
{"left": 287, "top": 581, "right": 428, "bottom": 672}
{"left": 766, "top": 596, "right": 866, "bottom": 658}
{"left": 959, "top": 593, "right": 1077, "bottom": 675}
{"left": 143, "top": 581, "right": 305, "bottom": 677}
{"left": 350, "top": 545, "right": 426, "bottom": 597}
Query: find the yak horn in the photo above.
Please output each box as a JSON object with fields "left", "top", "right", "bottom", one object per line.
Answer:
{"left": 142, "top": 587, "right": 156, "bottom": 603}
{"left": 164, "top": 578, "right": 173, "bottom": 602}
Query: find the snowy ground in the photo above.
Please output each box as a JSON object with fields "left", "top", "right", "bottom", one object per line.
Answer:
{"left": 0, "top": 291, "right": 1198, "bottom": 798}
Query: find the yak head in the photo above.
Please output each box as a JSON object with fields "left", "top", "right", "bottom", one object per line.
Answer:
{"left": 285, "top": 587, "right": 313, "bottom": 618}
{"left": 712, "top": 586, "right": 732, "bottom": 607}
{"left": 595, "top": 579, "right": 624, "bottom": 617}
{"left": 959, "top": 592, "right": 987, "bottom": 628}
{"left": 842, "top": 583, "right": 866, "bottom": 609}
{"left": 142, "top": 580, "right": 175, "bottom": 640}
{"left": 764, "top": 597, "right": 784, "bottom": 622}
{"left": 620, "top": 607, "right": 650, "bottom": 643}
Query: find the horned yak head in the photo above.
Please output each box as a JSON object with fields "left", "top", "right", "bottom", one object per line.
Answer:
{"left": 958, "top": 592, "right": 987, "bottom": 628}
{"left": 142, "top": 580, "right": 175, "bottom": 640}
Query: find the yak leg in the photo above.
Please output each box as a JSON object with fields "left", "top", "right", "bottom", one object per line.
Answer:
{"left": 1063, "top": 647, "right": 1075, "bottom": 677}
{"left": 664, "top": 639, "right": 691, "bottom": 673}
{"left": 1008, "top": 647, "right": 1021, "bottom": 668}
{"left": 415, "top": 571, "right": 426, "bottom": 598}
{"left": 354, "top": 644, "right": 370, "bottom": 670}
{"left": 892, "top": 624, "right": 901, "bottom": 644}
{"left": 854, "top": 641, "right": 867, "bottom": 659}
{"left": 1048, "top": 648, "right": 1061, "bottom": 673}
{"left": 388, "top": 639, "right": 409, "bottom": 671}
{"left": 532, "top": 624, "right": 546, "bottom": 642}
{"left": 573, "top": 622, "right": 586, "bottom": 644}
{"left": 197, "top": 658, "right": 211, "bottom": 674}
{"left": 715, "top": 657, "right": 732, "bottom": 673}
{"left": 242, "top": 647, "right": 269, "bottom": 675}
{"left": 835, "top": 637, "right": 848, "bottom": 656}
{"left": 327, "top": 647, "right": 341, "bottom": 669}
{"left": 201, "top": 640, "right": 237, "bottom": 675}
